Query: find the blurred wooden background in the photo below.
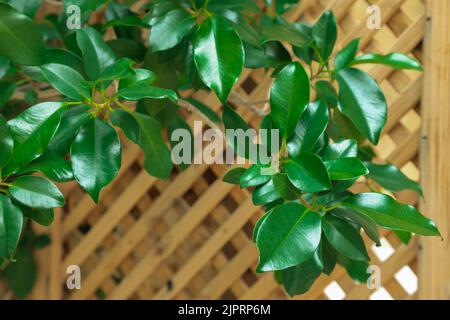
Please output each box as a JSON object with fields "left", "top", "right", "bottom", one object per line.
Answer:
{"left": 0, "top": 0, "right": 448, "bottom": 300}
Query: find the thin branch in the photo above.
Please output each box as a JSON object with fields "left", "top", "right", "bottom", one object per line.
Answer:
{"left": 229, "top": 92, "right": 269, "bottom": 117}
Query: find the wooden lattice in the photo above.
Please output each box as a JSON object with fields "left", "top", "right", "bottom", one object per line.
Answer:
{"left": 0, "top": 0, "right": 432, "bottom": 300}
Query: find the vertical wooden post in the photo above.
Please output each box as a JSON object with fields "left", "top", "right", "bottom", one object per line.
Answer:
{"left": 419, "top": 0, "right": 450, "bottom": 300}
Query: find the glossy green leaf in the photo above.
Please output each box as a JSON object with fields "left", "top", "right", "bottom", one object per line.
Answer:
{"left": 272, "top": 173, "right": 301, "bottom": 200}
{"left": 119, "top": 68, "right": 157, "bottom": 90}
{"left": 270, "top": 62, "right": 310, "bottom": 139}
{"left": 240, "top": 164, "right": 271, "bottom": 188}
{"left": 284, "top": 153, "right": 331, "bottom": 193}
{"left": 322, "top": 215, "right": 370, "bottom": 261}
{"left": 351, "top": 53, "right": 423, "bottom": 71}
{"left": 366, "top": 162, "right": 423, "bottom": 196}
{"left": 184, "top": 98, "right": 221, "bottom": 124}
{"left": 0, "top": 3, "right": 44, "bottom": 65}
{"left": 23, "top": 208, "right": 54, "bottom": 226}
{"left": 222, "top": 167, "right": 246, "bottom": 185}
{"left": 281, "top": 250, "right": 323, "bottom": 296}
{"left": 320, "top": 234, "right": 337, "bottom": 275}
{"left": 48, "top": 105, "right": 91, "bottom": 157}
{"left": 7, "top": 0, "right": 42, "bottom": 18}
{"left": 332, "top": 207, "right": 380, "bottom": 246}
{"left": 150, "top": 9, "right": 195, "bottom": 52}
{"left": 118, "top": 81, "right": 177, "bottom": 102}
{"left": 342, "top": 193, "right": 440, "bottom": 236}
{"left": 41, "top": 63, "right": 90, "bottom": 101}
{"left": 0, "top": 56, "right": 9, "bottom": 80}
{"left": 111, "top": 109, "right": 139, "bottom": 143}
{"left": 0, "top": 114, "right": 13, "bottom": 170}
{"left": 0, "top": 194, "right": 23, "bottom": 259}
{"left": 315, "top": 80, "right": 338, "bottom": 108}
{"left": 19, "top": 150, "right": 74, "bottom": 183}
{"left": 9, "top": 176, "right": 64, "bottom": 209}
{"left": 133, "top": 112, "right": 173, "bottom": 180}
{"left": 252, "top": 179, "right": 280, "bottom": 206}
{"left": 71, "top": 118, "right": 122, "bottom": 203}
{"left": 337, "top": 254, "right": 370, "bottom": 283}
{"left": 256, "top": 202, "right": 321, "bottom": 272}
{"left": 0, "top": 81, "right": 16, "bottom": 109}
{"left": 334, "top": 38, "right": 360, "bottom": 70}
{"left": 324, "top": 157, "right": 368, "bottom": 180}
{"left": 394, "top": 230, "right": 412, "bottom": 245}
{"left": 245, "top": 41, "right": 291, "bottom": 69}
{"left": 4, "top": 102, "right": 64, "bottom": 176}
{"left": 193, "top": 15, "right": 244, "bottom": 103}
{"left": 76, "top": 27, "right": 116, "bottom": 80}
{"left": 335, "top": 68, "right": 387, "bottom": 144}
{"left": 312, "top": 11, "right": 337, "bottom": 61}
{"left": 97, "top": 57, "right": 135, "bottom": 81}
{"left": 261, "top": 17, "right": 312, "bottom": 48}
{"left": 287, "top": 101, "right": 329, "bottom": 157}
{"left": 253, "top": 211, "right": 272, "bottom": 243}
{"left": 322, "top": 139, "right": 357, "bottom": 161}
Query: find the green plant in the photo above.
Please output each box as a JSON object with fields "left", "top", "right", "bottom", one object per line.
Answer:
{"left": 0, "top": 0, "right": 440, "bottom": 298}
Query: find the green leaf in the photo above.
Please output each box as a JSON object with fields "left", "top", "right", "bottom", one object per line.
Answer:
{"left": 281, "top": 250, "right": 323, "bottom": 296}
{"left": 222, "top": 167, "right": 246, "bottom": 185}
{"left": 0, "top": 194, "right": 23, "bottom": 259}
{"left": 270, "top": 62, "right": 310, "bottom": 139}
{"left": 19, "top": 150, "right": 74, "bottom": 183}
{"left": 320, "top": 234, "right": 337, "bottom": 275}
{"left": 324, "top": 157, "right": 368, "bottom": 180}
{"left": 0, "top": 81, "right": 17, "bottom": 109}
{"left": 253, "top": 211, "right": 272, "bottom": 243}
{"left": 366, "top": 162, "right": 423, "bottom": 196}
{"left": 150, "top": 9, "right": 195, "bottom": 52}
{"left": 0, "top": 56, "right": 10, "bottom": 80}
{"left": 337, "top": 254, "right": 370, "bottom": 283}
{"left": 0, "top": 114, "right": 13, "bottom": 170}
{"left": 261, "top": 17, "right": 312, "bottom": 48}
{"left": 341, "top": 193, "right": 440, "bottom": 236}
{"left": 287, "top": 101, "right": 329, "bottom": 157}
{"left": 7, "top": 0, "right": 42, "bottom": 18}
{"left": 256, "top": 202, "right": 321, "bottom": 272}
{"left": 168, "top": 116, "right": 193, "bottom": 170}
{"left": 184, "top": 98, "right": 221, "bottom": 124}
{"left": 312, "top": 11, "right": 337, "bottom": 61}
{"left": 0, "top": 3, "right": 44, "bottom": 65}
{"left": 41, "top": 63, "right": 90, "bottom": 101}
{"left": 76, "top": 27, "right": 116, "bottom": 80}
{"left": 193, "top": 15, "right": 244, "bottom": 103}
{"left": 71, "top": 118, "right": 122, "bottom": 203}
{"left": 107, "top": 38, "right": 146, "bottom": 62}
{"left": 9, "top": 176, "right": 64, "bottom": 209}
{"left": 284, "top": 153, "right": 331, "bottom": 193}
{"left": 133, "top": 112, "right": 173, "bottom": 180}
{"left": 97, "top": 57, "right": 135, "bottom": 81}
{"left": 118, "top": 81, "right": 178, "bottom": 102}
{"left": 315, "top": 80, "right": 338, "bottom": 108}
{"left": 119, "top": 68, "right": 157, "bottom": 90}
{"left": 394, "top": 230, "right": 412, "bottom": 245}
{"left": 322, "top": 139, "right": 357, "bottom": 161}
{"left": 4, "top": 102, "right": 64, "bottom": 176}
{"left": 240, "top": 164, "right": 271, "bottom": 188}
{"left": 322, "top": 215, "right": 370, "bottom": 261}
{"left": 351, "top": 53, "right": 423, "bottom": 71}
{"left": 252, "top": 179, "right": 280, "bottom": 206}
{"left": 23, "top": 208, "right": 54, "bottom": 226}
{"left": 111, "top": 109, "right": 139, "bottom": 143}
{"left": 334, "top": 38, "right": 360, "bottom": 70}
{"left": 245, "top": 41, "right": 291, "bottom": 69}
{"left": 332, "top": 207, "right": 380, "bottom": 246}
{"left": 272, "top": 173, "right": 301, "bottom": 200}
{"left": 4, "top": 243, "right": 36, "bottom": 298}
{"left": 222, "top": 105, "right": 257, "bottom": 160}
{"left": 48, "top": 105, "right": 91, "bottom": 157}
{"left": 335, "top": 68, "right": 387, "bottom": 144}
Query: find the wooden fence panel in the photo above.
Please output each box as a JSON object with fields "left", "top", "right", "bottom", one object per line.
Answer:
{"left": 1, "top": 0, "right": 447, "bottom": 300}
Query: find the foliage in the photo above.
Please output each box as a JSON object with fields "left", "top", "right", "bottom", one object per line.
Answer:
{"left": 0, "top": 0, "right": 439, "bottom": 298}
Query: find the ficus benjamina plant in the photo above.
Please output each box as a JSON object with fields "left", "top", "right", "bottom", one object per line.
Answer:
{"left": 0, "top": 0, "right": 441, "bottom": 298}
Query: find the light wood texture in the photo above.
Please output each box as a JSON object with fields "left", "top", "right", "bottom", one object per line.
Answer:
{"left": 418, "top": 0, "right": 450, "bottom": 300}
